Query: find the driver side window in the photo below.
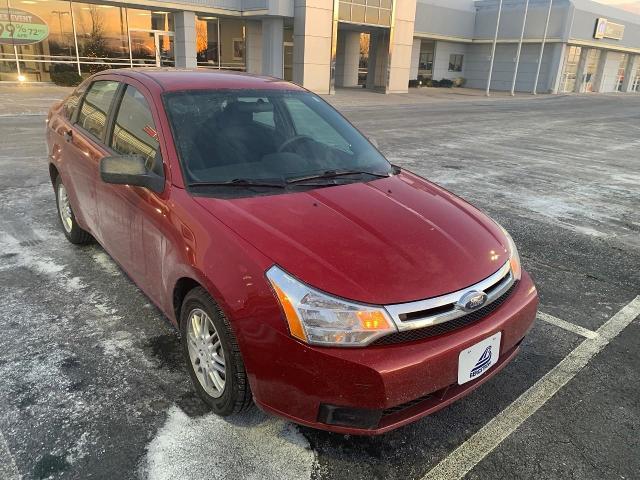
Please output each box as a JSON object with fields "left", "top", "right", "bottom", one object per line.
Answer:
{"left": 111, "top": 85, "right": 160, "bottom": 172}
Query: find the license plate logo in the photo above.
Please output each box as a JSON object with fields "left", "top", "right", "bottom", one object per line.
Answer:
{"left": 458, "top": 332, "right": 501, "bottom": 385}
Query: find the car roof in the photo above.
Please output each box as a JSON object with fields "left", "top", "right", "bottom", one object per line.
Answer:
{"left": 96, "top": 68, "right": 306, "bottom": 93}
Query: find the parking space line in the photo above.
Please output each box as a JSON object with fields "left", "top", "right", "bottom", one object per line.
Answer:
{"left": 420, "top": 296, "right": 640, "bottom": 480}
{"left": 0, "top": 430, "right": 20, "bottom": 480}
{"left": 537, "top": 312, "right": 599, "bottom": 339}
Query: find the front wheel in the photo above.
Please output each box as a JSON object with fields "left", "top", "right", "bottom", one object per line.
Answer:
{"left": 180, "top": 287, "right": 253, "bottom": 415}
{"left": 54, "top": 175, "right": 91, "bottom": 244}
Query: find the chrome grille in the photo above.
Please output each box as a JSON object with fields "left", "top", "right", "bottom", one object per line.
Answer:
{"left": 372, "top": 281, "right": 518, "bottom": 346}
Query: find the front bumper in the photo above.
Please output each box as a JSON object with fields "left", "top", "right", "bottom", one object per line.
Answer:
{"left": 248, "top": 271, "right": 538, "bottom": 435}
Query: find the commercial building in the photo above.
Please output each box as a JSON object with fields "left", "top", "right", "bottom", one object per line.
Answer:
{"left": 1, "top": 0, "right": 639, "bottom": 94}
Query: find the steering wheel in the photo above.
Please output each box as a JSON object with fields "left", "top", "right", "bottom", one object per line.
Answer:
{"left": 278, "top": 135, "right": 314, "bottom": 153}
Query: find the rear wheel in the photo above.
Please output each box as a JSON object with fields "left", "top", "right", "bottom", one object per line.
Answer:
{"left": 54, "top": 175, "right": 91, "bottom": 244}
{"left": 180, "top": 287, "right": 253, "bottom": 415}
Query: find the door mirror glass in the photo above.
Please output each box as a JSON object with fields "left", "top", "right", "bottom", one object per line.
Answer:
{"left": 100, "top": 155, "right": 164, "bottom": 193}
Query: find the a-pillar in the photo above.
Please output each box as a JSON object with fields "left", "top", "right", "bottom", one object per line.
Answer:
{"left": 335, "top": 30, "right": 360, "bottom": 87}
{"left": 173, "top": 11, "right": 197, "bottom": 68}
{"left": 293, "top": 0, "right": 334, "bottom": 94}
{"left": 262, "top": 17, "right": 284, "bottom": 78}
{"left": 621, "top": 54, "right": 639, "bottom": 93}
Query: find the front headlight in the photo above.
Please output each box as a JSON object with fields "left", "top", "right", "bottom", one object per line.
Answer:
{"left": 266, "top": 266, "right": 396, "bottom": 347}
{"left": 496, "top": 223, "right": 522, "bottom": 281}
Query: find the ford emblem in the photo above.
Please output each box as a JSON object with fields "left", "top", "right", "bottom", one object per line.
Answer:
{"left": 457, "top": 291, "right": 488, "bottom": 312}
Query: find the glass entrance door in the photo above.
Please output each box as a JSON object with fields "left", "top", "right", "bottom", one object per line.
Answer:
{"left": 129, "top": 30, "right": 174, "bottom": 67}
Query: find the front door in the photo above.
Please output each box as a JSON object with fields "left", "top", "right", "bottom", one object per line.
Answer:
{"left": 130, "top": 30, "right": 175, "bottom": 67}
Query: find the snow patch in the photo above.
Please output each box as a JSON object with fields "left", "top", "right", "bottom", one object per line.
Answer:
{"left": 143, "top": 407, "right": 316, "bottom": 480}
{"left": 92, "top": 251, "right": 120, "bottom": 277}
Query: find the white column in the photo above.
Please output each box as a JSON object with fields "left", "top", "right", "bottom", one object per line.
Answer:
{"left": 593, "top": 50, "right": 609, "bottom": 93}
{"left": 173, "top": 11, "right": 197, "bottom": 69}
{"left": 293, "top": 0, "right": 334, "bottom": 94}
{"left": 335, "top": 30, "right": 360, "bottom": 87}
{"left": 262, "top": 17, "right": 284, "bottom": 78}
{"left": 386, "top": 0, "right": 417, "bottom": 93}
{"left": 366, "top": 32, "right": 379, "bottom": 90}
{"left": 410, "top": 38, "right": 421, "bottom": 81}
{"left": 621, "top": 55, "right": 639, "bottom": 93}
{"left": 245, "top": 20, "right": 263, "bottom": 75}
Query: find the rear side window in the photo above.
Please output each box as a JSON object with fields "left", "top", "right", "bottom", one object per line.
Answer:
{"left": 77, "top": 80, "right": 119, "bottom": 140}
{"left": 111, "top": 86, "right": 159, "bottom": 166}
{"left": 62, "top": 82, "right": 88, "bottom": 120}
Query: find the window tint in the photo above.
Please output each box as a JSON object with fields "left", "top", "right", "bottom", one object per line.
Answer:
{"left": 77, "top": 81, "right": 119, "bottom": 139}
{"left": 111, "top": 86, "right": 159, "bottom": 166}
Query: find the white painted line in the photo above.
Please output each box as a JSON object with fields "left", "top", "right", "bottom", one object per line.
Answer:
{"left": 537, "top": 312, "right": 599, "bottom": 339}
{"left": 421, "top": 296, "right": 640, "bottom": 480}
{"left": 0, "top": 430, "right": 20, "bottom": 480}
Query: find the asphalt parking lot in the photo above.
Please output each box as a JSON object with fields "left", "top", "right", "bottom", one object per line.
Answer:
{"left": 0, "top": 85, "right": 639, "bottom": 480}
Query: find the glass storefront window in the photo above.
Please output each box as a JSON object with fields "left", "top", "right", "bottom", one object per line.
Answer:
{"left": 72, "top": 3, "right": 129, "bottom": 66}
{"left": 127, "top": 9, "right": 173, "bottom": 32}
{"left": 219, "top": 18, "right": 244, "bottom": 71}
{"left": 560, "top": 46, "right": 581, "bottom": 93}
{"left": 196, "top": 16, "right": 219, "bottom": 67}
{"left": 1, "top": 2, "right": 239, "bottom": 82}
{"left": 338, "top": 0, "right": 392, "bottom": 27}
{"left": 615, "top": 54, "right": 627, "bottom": 92}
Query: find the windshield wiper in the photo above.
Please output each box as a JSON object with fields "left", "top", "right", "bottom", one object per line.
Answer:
{"left": 286, "top": 169, "right": 390, "bottom": 184}
{"left": 188, "top": 178, "right": 286, "bottom": 188}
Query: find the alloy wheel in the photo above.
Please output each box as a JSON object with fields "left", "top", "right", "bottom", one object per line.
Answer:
{"left": 186, "top": 308, "right": 226, "bottom": 398}
{"left": 57, "top": 182, "right": 73, "bottom": 233}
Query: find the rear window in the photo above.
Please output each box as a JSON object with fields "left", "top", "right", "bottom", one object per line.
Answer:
{"left": 77, "top": 80, "right": 119, "bottom": 140}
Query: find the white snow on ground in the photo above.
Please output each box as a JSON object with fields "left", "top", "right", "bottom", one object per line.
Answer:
{"left": 92, "top": 251, "right": 121, "bottom": 277}
{"left": 143, "top": 407, "right": 316, "bottom": 480}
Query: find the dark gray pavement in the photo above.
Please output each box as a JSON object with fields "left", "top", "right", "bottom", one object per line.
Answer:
{"left": 0, "top": 86, "right": 638, "bottom": 480}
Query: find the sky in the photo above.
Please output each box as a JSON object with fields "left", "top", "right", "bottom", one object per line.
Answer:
{"left": 595, "top": 0, "right": 640, "bottom": 15}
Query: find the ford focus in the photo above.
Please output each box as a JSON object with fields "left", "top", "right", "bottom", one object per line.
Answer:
{"left": 46, "top": 69, "right": 538, "bottom": 435}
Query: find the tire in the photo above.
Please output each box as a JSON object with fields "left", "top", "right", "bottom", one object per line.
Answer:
{"left": 180, "top": 287, "right": 253, "bottom": 415}
{"left": 54, "top": 175, "right": 92, "bottom": 245}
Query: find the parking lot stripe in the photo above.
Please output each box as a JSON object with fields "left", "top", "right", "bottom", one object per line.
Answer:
{"left": 0, "top": 430, "right": 20, "bottom": 480}
{"left": 420, "top": 296, "right": 640, "bottom": 480}
{"left": 537, "top": 312, "right": 599, "bottom": 339}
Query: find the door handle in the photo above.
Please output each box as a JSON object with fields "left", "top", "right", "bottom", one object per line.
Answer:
{"left": 63, "top": 129, "right": 73, "bottom": 142}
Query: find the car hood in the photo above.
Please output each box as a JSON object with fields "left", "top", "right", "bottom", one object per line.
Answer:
{"left": 194, "top": 172, "right": 509, "bottom": 305}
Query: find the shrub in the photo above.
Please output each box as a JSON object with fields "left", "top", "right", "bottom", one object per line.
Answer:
{"left": 453, "top": 77, "right": 467, "bottom": 87}
{"left": 438, "top": 79, "right": 454, "bottom": 88}
{"left": 50, "top": 64, "right": 82, "bottom": 87}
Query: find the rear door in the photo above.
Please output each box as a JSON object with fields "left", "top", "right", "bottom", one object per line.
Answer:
{"left": 65, "top": 80, "right": 120, "bottom": 236}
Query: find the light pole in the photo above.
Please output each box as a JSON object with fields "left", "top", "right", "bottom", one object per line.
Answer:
{"left": 486, "top": 0, "right": 504, "bottom": 97}
{"left": 511, "top": 0, "right": 530, "bottom": 96}
{"left": 51, "top": 10, "right": 72, "bottom": 56}
{"left": 533, "top": 0, "right": 553, "bottom": 95}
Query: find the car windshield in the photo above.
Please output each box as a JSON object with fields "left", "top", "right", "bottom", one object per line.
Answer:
{"left": 162, "top": 89, "right": 392, "bottom": 188}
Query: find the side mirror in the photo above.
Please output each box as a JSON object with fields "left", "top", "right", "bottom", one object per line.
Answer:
{"left": 100, "top": 155, "right": 164, "bottom": 193}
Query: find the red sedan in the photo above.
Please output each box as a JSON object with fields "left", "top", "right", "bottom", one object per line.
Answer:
{"left": 46, "top": 69, "right": 538, "bottom": 435}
